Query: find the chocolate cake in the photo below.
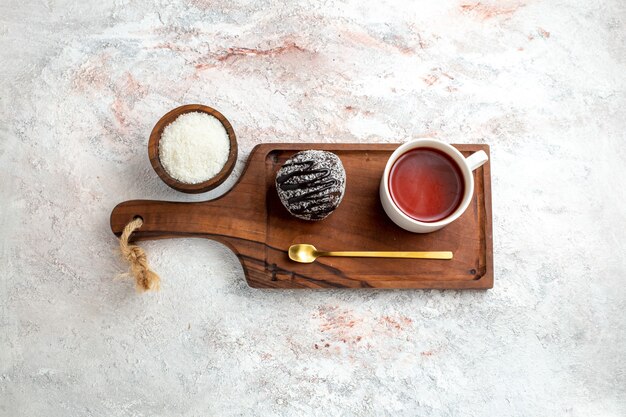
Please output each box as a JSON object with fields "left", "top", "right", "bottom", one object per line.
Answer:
{"left": 275, "top": 150, "right": 346, "bottom": 221}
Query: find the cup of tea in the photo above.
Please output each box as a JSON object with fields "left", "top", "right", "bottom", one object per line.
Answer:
{"left": 379, "top": 139, "right": 488, "bottom": 233}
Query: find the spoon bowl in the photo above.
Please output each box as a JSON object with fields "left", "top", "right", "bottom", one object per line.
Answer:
{"left": 288, "top": 244, "right": 319, "bottom": 263}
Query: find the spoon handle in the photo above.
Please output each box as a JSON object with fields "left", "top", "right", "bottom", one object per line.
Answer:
{"left": 318, "top": 251, "right": 453, "bottom": 260}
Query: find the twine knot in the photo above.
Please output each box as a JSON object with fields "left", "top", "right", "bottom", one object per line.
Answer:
{"left": 119, "top": 217, "right": 160, "bottom": 292}
{"left": 126, "top": 247, "right": 143, "bottom": 262}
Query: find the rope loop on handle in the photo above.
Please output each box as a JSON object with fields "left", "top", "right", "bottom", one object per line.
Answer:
{"left": 119, "top": 217, "right": 160, "bottom": 292}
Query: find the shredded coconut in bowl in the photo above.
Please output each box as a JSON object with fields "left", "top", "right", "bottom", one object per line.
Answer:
{"left": 159, "top": 112, "right": 230, "bottom": 184}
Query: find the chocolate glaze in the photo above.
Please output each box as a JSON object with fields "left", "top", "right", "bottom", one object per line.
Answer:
{"left": 275, "top": 150, "right": 346, "bottom": 221}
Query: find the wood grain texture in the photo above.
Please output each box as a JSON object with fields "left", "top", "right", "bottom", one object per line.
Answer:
{"left": 111, "top": 143, "right": 493, "bottom": 289}
{"left": 148, "top": 104, "right": 238, "bottom": 194}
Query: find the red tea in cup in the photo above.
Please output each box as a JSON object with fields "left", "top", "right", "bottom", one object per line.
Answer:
{"left": 388, "top": 148, "right": 465, "bottom": 222}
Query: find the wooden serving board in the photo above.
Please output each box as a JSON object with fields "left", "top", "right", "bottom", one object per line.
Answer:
{"left": 110, "top": 143, "right": 493, "bottom": 289}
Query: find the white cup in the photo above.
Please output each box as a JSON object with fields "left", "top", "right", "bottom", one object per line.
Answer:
{"left": 379, "top": 139, "right": 488, "bottom": 233}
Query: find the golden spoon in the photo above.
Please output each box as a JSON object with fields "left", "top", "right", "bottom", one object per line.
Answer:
{"left": 288, "top": 244, "right": 453, "bottom": 264}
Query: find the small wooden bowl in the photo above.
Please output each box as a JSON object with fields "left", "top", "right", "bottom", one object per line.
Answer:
{"left": 148, "top": 104, "right": 238, "bottom": 194}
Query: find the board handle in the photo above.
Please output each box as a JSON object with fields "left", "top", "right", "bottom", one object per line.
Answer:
{"left": 110, "top": 198, "right": 264, "bottom": 242}
{"left": 110, "top": 144, "right": 270, "bottom": 244}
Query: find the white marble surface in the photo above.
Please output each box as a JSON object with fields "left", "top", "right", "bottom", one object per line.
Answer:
{"left": 1, "top": 0, "right": 625, "bottom": 415}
